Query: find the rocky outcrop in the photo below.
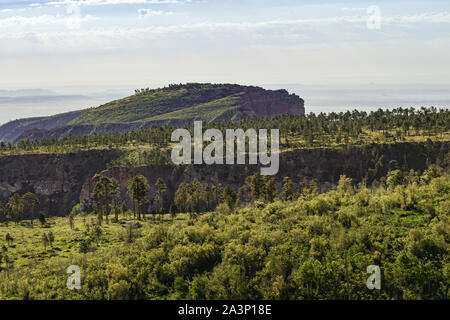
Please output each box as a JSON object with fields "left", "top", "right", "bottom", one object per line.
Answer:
{"left": 239, "top": 87, "right": 304, "bottom": 118}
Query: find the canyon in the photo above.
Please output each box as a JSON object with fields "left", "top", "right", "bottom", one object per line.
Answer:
{"left": 0, "top": 141, "right": 447, "bottom": 217}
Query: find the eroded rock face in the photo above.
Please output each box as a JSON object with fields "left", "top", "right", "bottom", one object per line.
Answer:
{"left": 0, "top": 142, "right": 447, "bottom": 218}
{"left": 79, "top": 142, "right": 446, "bottom": 212}
{"left": 0, "top": 150, "right": 120, "bottom": 217}
{"left": 240, "top": 87, "right": 305, "bottom": 118}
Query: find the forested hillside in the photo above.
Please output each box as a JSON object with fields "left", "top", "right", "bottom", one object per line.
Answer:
{"left": 0, "top": 165, "right": 448, "bottom": 299}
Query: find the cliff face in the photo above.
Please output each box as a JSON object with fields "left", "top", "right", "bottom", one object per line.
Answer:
{"left": 81, "top": 142, "right": 446, "bottom": 212}
{"left": 1, "top": 142, "right": 444, "bottom": 218}
{"left": 239, "top": 87, "right": 305, "bottom": 118}
{"left": 0, "top": 141, "right": 446, "bottom": 218}
{"left": 0, "top": 150, "right": 120, "bottom": 216}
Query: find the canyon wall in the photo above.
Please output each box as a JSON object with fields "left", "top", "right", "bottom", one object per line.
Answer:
{"left": 0, "top": 141, "right": 446, "bottom": 218}
{"left": 0, "top": 150, "right": 120, "bottom": 217}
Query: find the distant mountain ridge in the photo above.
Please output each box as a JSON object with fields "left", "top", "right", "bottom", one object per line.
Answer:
{"left": 0, "top": 110, "right": 86, "bottom": 142}
{"left": 0, "top": 83, "right": 305, "bottom": 142}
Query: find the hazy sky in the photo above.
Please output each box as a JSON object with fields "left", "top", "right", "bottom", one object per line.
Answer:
{"left": 0, "top": 0, "right": 449, "bottom": 124}
{"left": 1, "top": 0, "right": 450, "bottom": 88}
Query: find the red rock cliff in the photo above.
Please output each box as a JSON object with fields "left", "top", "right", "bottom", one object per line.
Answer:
{"left": 240, "top": 87, "right": 305, "bottom": 118}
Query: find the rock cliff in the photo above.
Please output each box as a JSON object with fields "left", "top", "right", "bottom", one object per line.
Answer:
{"left": 0, "top": 142, "right": 446, "bottom": 218}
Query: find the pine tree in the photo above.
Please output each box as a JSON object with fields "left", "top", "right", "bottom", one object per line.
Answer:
{"left": 204, "top": 185, "right": 214, "bottom": 211}
{"left": 94, "top": 176, "right": 120, "bottom": 222}
{"left": 245, "top": 173, "right": 264, "bottom": 202}
{"left": 127, "top": 175, "right": 150, "bottom": 220}
{"left": 263, "top": 176, "right": 278, "bottom": 203}
{"left": 187, "top": 179, "right": 203, "bottom": 216}
{"left": 212, "top": 184, "right": 224, "bottom": 205}
{"left": 155, "top": 178, "right": 167, "bottom": 213}
{"left": 223, "top": 185, "right": 237, "bottom": 211}
{"left": 175, "top": 183, "right": 189, "bottom": 213}
{"left": 121, "top": 201, "right": 128, "bottom": 218}
{"left": 281, "top": 177, "right": 295, "bottom": 201}
{"left": 7, "top": 193, "right": 24, "bottom": 224}
{"left": 23, "top": 192, "right": 39, "bottom": 225}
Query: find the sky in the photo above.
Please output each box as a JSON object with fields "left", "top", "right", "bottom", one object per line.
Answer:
{"left": 0, "top": 0, "right": 449, "bottom": 122}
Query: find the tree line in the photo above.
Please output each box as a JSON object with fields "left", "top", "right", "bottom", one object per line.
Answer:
{"left": 1, "top": 107, "right": 448, "bottom": 157}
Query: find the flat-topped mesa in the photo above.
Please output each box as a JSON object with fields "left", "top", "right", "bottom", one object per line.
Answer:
{"left": 0, "top": 83, "right": 306, "bottom": 142}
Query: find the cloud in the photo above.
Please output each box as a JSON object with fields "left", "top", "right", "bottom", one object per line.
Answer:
{"left": 384, "top": 12, "right": 450, "bottom": 24}
{"left": 341, "top": 7, "right": 366, "bottom": 12}
{"left": 1, "top": 11, "right": 450, "bottom": 56}
{"left": 0, "top": 14, "right": 98, "bottom": 29}
{"left": 2, "top": 11, "right": 450, "bottom": 35}
{"left": 138, "top": 8, "right": 172, "bottom": 19}
{"left": 37, "top": 0, "right": 180, "bottom": 6}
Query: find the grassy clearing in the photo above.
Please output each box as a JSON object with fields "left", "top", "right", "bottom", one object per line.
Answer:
{"left": 0, "top": 213, "right": 188, "bottom": 270}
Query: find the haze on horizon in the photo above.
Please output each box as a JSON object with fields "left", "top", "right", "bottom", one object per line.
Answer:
{"left": 0, "top": 0, "right": 449, "bottom": 124}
